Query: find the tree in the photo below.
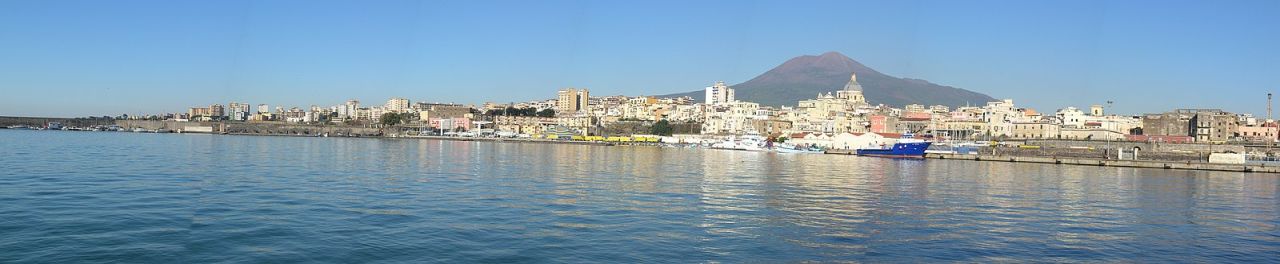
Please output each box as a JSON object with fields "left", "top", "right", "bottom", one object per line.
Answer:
{"left": 650, "top": 120, "right": 673, "bottom": 136}
{"left": 537, "top": 109, "right": 555, "bottom": 117}
{"left": 380, "top": 113, "right": 403, "bottom": 126}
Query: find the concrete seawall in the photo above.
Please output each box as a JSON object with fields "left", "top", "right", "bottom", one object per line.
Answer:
{"left": 0, "top": 116, "right": 115, "bottom": 127}
{"left": 925, "top": 153, "right": 1276, "bottom": 173}
{"left": 113, "top": 120, "right": 385, "bottom": 136}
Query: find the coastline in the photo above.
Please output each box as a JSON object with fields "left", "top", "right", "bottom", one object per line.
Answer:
{"left": 6, "top": 127, "right": 1274, "bottom": 173}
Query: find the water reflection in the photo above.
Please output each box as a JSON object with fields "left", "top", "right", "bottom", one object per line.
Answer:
{"left": 0, "top": 130, "right": 1277, "bottom": 263}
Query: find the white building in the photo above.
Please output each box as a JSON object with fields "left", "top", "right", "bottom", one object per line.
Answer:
{"left": 228, "top": 102, "right": 251, "bottom": 121}
{"left": 704, "top": 81, "right": 735, "bottom": 105}
{"left": 386, "top": 98, "right": 410, "bottom": 113}
{"left": 338, "top": 100, "right": 360, "bottom": 120}
{"left": 702, "top": 101, "right": 765, "bottom": 135}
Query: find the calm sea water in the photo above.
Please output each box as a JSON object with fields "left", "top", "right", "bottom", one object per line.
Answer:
{"left": 1, "top": 129, "right": 1277, "bottom": 263}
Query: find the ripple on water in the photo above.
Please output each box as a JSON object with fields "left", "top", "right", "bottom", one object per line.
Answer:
{"left": 0, "top": 130, "right": 1277, "bottom": 263}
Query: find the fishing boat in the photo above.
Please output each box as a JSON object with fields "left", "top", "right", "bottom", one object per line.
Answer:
{"left": 855, "top": 134, "right": 932, "bottom": 158}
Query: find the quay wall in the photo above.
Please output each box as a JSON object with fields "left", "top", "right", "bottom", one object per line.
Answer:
{"left": 925, "top": 153, "right": 1276, "bottom": 173}
{"left": 0, "top": 116, "right": 115, "bottom": 127}
{"left": 1020, "top": 139, "right": 1245, "bottom": 153}
{"left": 115, "top": 120, "right": 218, "bottom": 131}
{"left": 114, "top": 120, "right": 384, "bottom": 136}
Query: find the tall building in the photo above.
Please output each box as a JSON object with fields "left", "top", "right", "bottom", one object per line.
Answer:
{"left": 257, "top": 104, "right": 270, "bottom": 114}
{"left": 577, "top": 89, "right": 590, "bottom": 112}
{"left": 557, "top": 88, "right": 590, "bottom": 114}
{"left": 386, "top": 98, "right": 410, "bottom": 113}
{"left": 340, "top": 99, "right": 360, "bottom": 119}
{"left": 704, "top": 81, "right": 735, "bottom": 105}
{"left": 188, "top": 107, "right": 210, "bottom": 118}
{"left": 208, "top": 104, "right": 225, "bottom": 119}
{"left": 228, "top": 102, "right": 251, "bottom": 121}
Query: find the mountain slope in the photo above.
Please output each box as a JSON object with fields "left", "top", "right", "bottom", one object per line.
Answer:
{"left": 662, "top": 52, "right": 996, "bottom": 107}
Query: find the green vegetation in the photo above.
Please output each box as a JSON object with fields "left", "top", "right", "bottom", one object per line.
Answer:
{"left": 650, "top": 120, "right": 673, "bottom": 136}
{"left": 380, "top": 113, "right": 405, "bottom": 126}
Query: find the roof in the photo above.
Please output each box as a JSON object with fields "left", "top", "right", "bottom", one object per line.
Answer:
{"left": 874, "top": 132, "right": 903, "bottom": 138}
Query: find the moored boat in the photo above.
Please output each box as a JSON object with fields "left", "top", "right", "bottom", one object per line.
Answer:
{"left": 855, "top": 134, "right": 932, "bottom": 158}
{"left": 710, "top": 135, "right": 768, "bottom": 151}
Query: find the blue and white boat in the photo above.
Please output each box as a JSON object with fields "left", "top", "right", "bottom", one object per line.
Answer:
{"left": 855, "top": 134, "right": 932, "bottom": 158}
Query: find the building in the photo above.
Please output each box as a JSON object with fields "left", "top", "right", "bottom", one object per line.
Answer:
{"left": 556, "top": 88, "right": 590, "bottom": 115}
{"left": 1142, "top": 111, "right": 1194, "bottom": 137}
{"left": 494, "top": 115, "right": 557, "bottom": 135}
{"left": 868, "top": 115, "right": 898, "bottom": 134}
{"left": 1190, "top": 109, "right": 1239, "bottom": 142}
{"left": 339, "top": 100, "right": 360, "bottom": 120}
{"left": 1011, "top": 122, "right": 1061, "bottom": 139}
{"left": 417, "top": 103, "right": 472, "bottom": 121}
{"left": 789, "top": 73, "right": 872, "bottom": 134}
{"left": 188, "top": 107, "right": 210, "bottom": 119}
{"left": 702, "top": 101, "right": 765, "bottom": 135}
{"left": 228, "top": 102, "right": 251, "bottom": 121}
{"left": 429, "top": 117, "right": 473, "bottom": 132}
{"left": 1237, "top": 124, "right": 1277, "bottom": 142}
{"left": 1060, "top": 127, "right": 1125, "bottom": 141}
{"left": 1090, "top": 104, "right": 1105, "bottom": 116}
{"left": 1142, "top": 109, "right": 1240, "bottom": 142}
{"left": 704, "top": 81, "right": 735, "bottom": 105}
{"left": 257, "top": 104, "right": 270, "bottom": 114}
{"left": 1057, "top": 107, "right": 1088, "bottom": 128}
{"left": 386, "top": 98, "right": 410, "bottom": 113}
{"left": 208, "top": 104, "right": 225, "bottom": 119}
{"left": 835, "top": 74, "right": 867, "bottom": 105}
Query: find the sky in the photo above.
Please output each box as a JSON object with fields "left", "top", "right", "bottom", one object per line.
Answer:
{"left": 1, "top": 0, "right": 1277, "bottom": 118}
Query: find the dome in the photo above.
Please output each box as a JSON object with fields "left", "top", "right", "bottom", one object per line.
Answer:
{"left": 842, "top": 73, "right": 863, "bottom": 92}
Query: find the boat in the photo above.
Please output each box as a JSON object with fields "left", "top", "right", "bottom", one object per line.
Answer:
{"left": 771, "top": 143, "right": 822, "bottom": 154}
{"left": 710, "top": 135, "right": 768, "bottom": 151}
{"left": 855, "top": 134, "right": 932, "bottom": 158}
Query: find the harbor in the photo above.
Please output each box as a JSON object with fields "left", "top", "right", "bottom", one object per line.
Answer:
{"left": 10, "top": 120, "right": 1277, "bottom": 173}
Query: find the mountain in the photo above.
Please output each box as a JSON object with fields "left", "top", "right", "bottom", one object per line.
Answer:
{"left": 661, "top": 52, "right": 996, "bottom": 108}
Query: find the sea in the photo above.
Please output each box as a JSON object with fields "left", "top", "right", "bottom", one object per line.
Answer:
{"left": 1, "top": 129, "right": 1277, "bottom": 263}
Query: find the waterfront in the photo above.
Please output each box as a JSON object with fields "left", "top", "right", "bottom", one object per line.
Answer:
{"left": 1, "top": 129, "right": 1278, "bottom": 262}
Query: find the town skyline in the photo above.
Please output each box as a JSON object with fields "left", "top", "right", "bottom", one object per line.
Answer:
{"left": 2, "top": 0, "right": 1278, "bottom": 117}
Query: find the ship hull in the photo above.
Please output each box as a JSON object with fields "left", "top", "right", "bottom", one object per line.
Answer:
{"left": 855, "top": 142, "right": 932, "bottom": 158}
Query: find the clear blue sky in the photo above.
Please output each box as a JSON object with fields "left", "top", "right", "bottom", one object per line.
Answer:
{"left": 1, "top": 0, "right": 1277, "bottom": 118}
